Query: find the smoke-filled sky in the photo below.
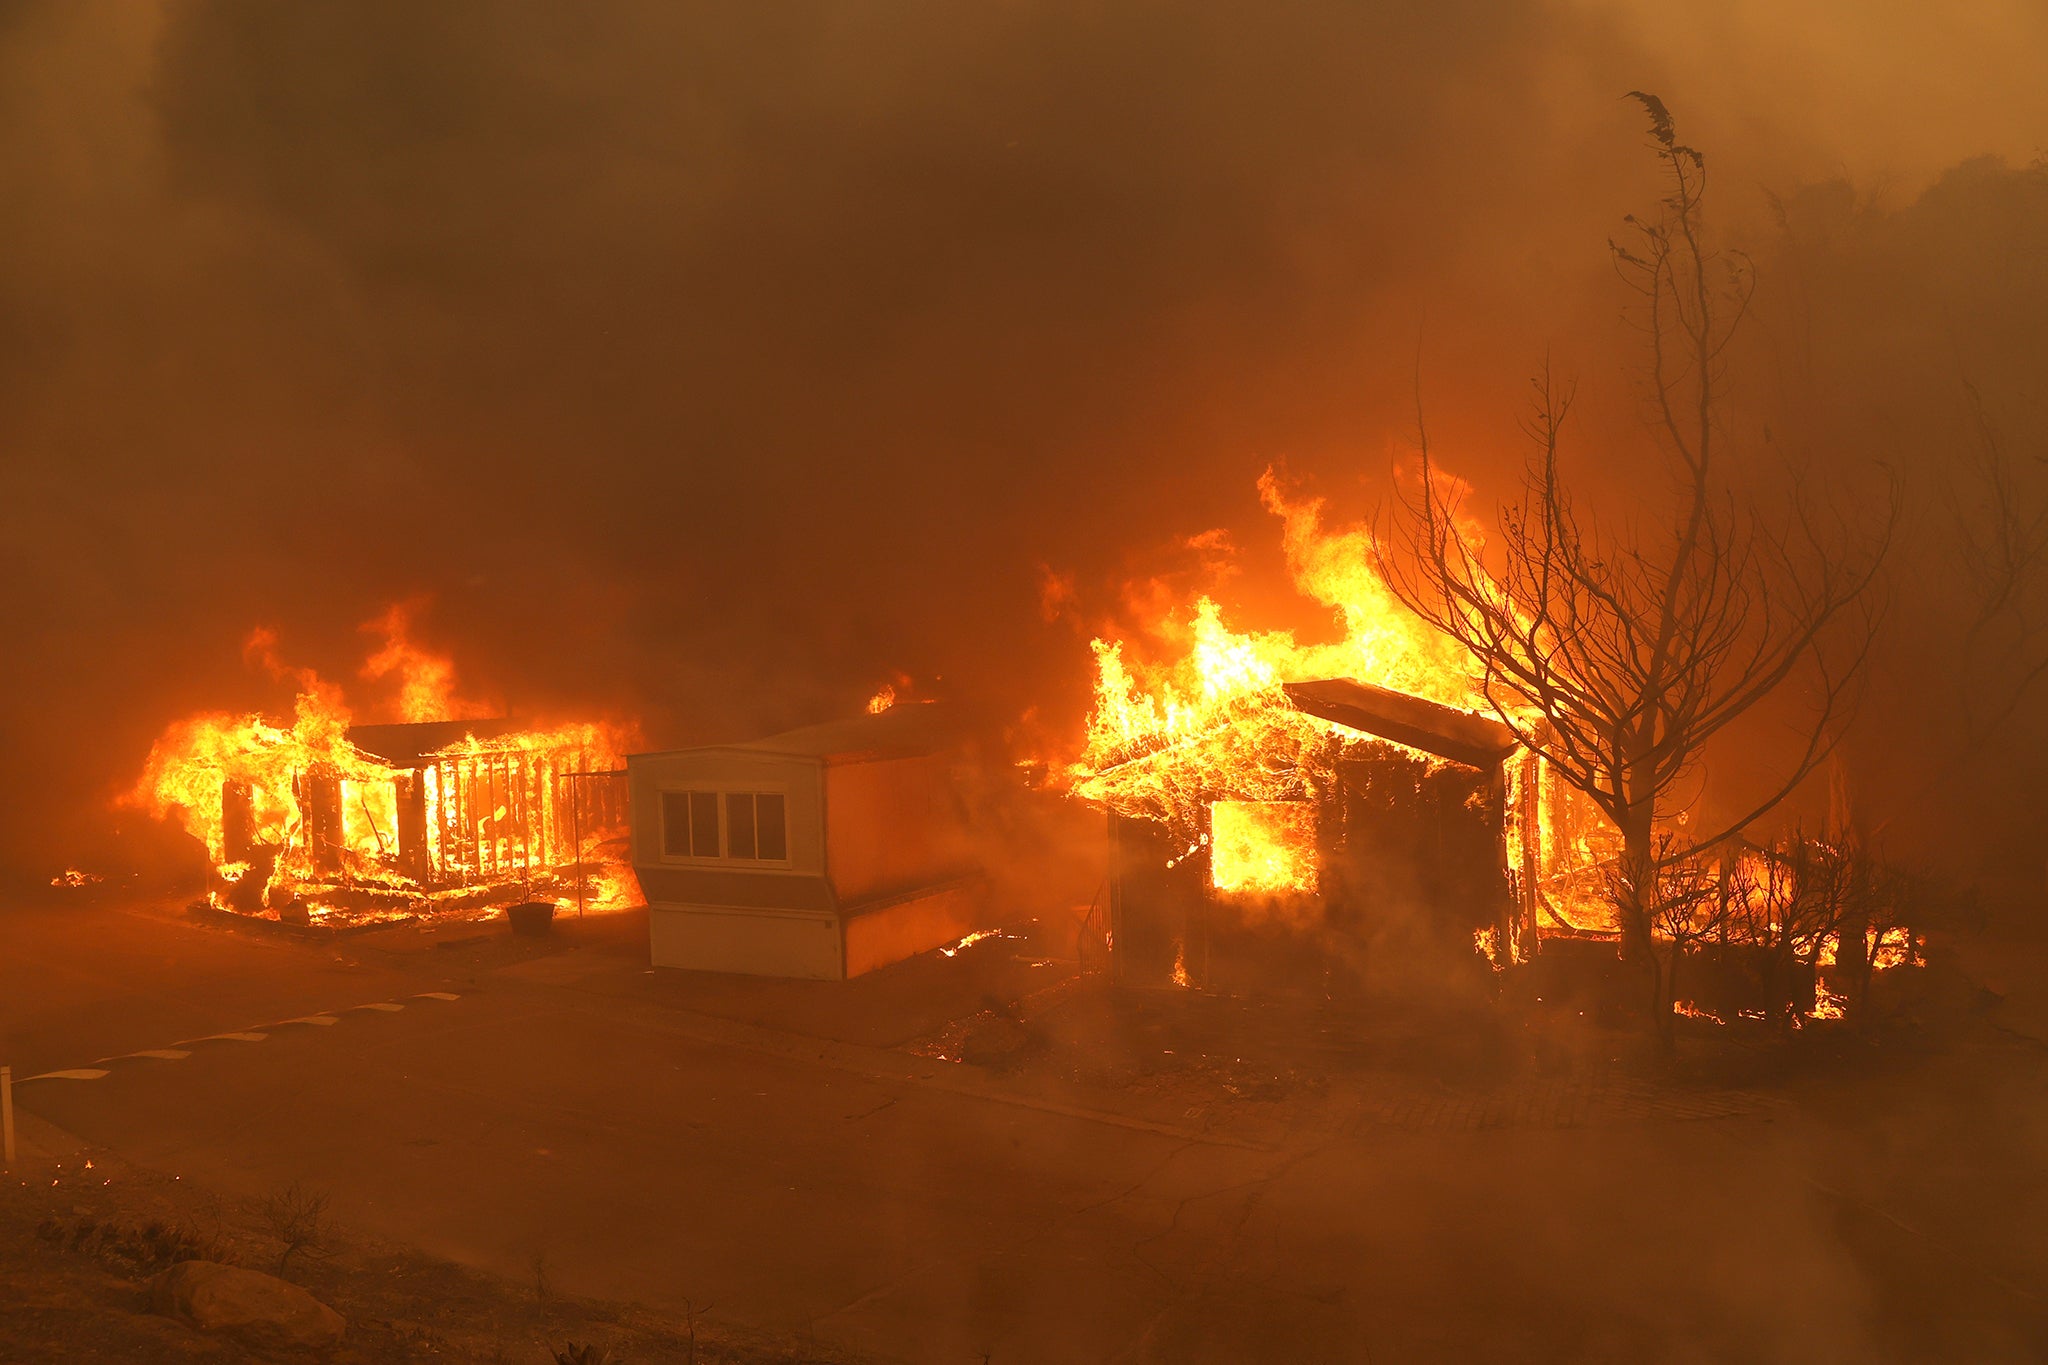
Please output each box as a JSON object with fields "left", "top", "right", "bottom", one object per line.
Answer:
{"left": 2, "top": 1, "right": 2045, "bottom": 879}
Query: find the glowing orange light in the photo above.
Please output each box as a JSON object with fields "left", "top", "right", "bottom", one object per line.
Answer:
{"left": 126, "top": 613, "right": 635, "bottom": 921}
{"left": 1209, "top": 801, "right": 1317, "bottom": 896}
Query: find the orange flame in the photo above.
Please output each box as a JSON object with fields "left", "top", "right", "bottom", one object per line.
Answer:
{"left": 361, "top": 601, "right": 493, "bottom": 724}
{"left": 1070, "top": 471, "right": 1495, "bottom": 833}
{"left": 127, "top": 614, "right": 635, "bottom": 922}
{"left": 1674, "top": 999, "right": 1726, "bottom": 1025}
{"left": 1209, "top": 801, "right": 1317, "bottom": 896}
{"left": 1063, "top": 468, "right": 1500, "bottom": 851}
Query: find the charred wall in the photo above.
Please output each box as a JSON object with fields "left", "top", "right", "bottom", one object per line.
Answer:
{"left": 1110, "top": 741, "right": 1513, "bottom": 999}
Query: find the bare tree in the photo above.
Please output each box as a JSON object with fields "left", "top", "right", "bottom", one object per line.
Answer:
{"left": 1381, "top": 95, "right": 1891, "bottom": 1043}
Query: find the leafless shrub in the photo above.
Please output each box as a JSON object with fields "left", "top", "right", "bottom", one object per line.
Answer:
{"left": 258, "top": 1181, "right": 329, "bottom": 1278}
{"left": 1718, "top": 834, "right": 1844, "bottom": 1027}
{"left": 35, "top": 1215, "right": 231, "bottom": 1273}
{"left": 1671, "top": 830, "right": 1943, "bottom": 1028}
{"left": 1817, "top": 840, "right": 1929, "bottom": 1021}
{"left": 681, "top": 1297, "right": 713, "bottom": 1365}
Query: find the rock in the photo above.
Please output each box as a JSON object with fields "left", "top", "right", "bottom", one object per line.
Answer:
{"left": 150, "top": 1260, "right": 345, "bottom": 1351}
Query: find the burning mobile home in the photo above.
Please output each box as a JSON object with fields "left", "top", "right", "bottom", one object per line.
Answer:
{"left": 1096, "top": 675, "right": 1608, "bottom": 995}
{"left": 626, "top": 702, "right": 984, "bottom": 980}
{"left": 1066, "top": 475, "right": 1622, "bottom": 994}
{"left": 130, "top": 620, "right": 635, "bottom": 925}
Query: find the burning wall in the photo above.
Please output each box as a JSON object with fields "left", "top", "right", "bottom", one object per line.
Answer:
{"left": 1098, "top": 687, "right": 1526, "bottom": 994}
{"left": 128, "top": 613, "right": 637, "bottom": 925}
{"left": 1063, "top": 472, "right": 1620, "bottom": 987}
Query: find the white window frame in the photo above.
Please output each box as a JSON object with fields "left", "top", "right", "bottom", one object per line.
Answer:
{"left": 656, "top": 785, "right": 794, "bottom": 868}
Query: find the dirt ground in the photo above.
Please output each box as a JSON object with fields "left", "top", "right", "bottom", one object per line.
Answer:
{"left": 1, "top": 1121, "right": 846, "bottom": 1364}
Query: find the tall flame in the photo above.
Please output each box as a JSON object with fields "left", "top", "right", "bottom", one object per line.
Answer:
{"left": 361, "top": 601, "right": 493, "bottom": 724}
{"left": 1069, "top": 470, "right": 1492, "bottom": 832}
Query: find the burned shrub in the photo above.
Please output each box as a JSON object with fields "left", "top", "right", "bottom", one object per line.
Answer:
{"left": 257, "top": 1181, "right": 330, "bottom": 1278}
{"left": 36, "top": 1215, "right": 232, "bottom": 1274}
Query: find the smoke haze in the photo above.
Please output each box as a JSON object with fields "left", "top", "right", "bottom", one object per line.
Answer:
{"left": 3, "top": 1, "right": 2044, "bottom": 883}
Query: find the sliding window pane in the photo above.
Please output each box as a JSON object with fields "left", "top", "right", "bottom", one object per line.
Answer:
{"left": 689, "top": 791, "right": 720, "bottom": 857}
{"left": 755, "top": 793, "right": 787, "bottom": 860}
{"left": 726, "top": 792, "right": 757, "bottom": 860}
{"left": 661, "top": 792, "right": 692, "bottom": 857}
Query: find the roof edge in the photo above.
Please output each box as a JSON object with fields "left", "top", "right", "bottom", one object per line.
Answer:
{"left": 1282, "top": 678, "right": 1517, "bottom": 770}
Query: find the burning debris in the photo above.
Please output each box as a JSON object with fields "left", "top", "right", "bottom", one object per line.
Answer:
{"left": 1673, "top": 999, "right": 1726, "bottom": 1026}
{"left": 127, "top": 615, "right": 638, "bottom": 927}
{"left": 939, "top": 928, "right": 1017, "bottom": 958}
{"left": 49, "top": 867, "right": 104, "bottom": 888}
{"left": 866, "top": 670, "right": 917, "bottom": 715}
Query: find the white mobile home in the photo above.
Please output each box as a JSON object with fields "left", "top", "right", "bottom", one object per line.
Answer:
{"left": 626, "top": 704, "right": 985, "bottom": 979}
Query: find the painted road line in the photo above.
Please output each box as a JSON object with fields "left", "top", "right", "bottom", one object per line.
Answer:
{"left": 13, "top": 993, "right": 463, "bottom": 1090}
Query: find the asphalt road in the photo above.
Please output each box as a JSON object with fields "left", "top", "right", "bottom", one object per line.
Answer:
{"left": 0, "top": 899, "right": 441, "bottom": 1076}
{"left": 8, "top": 900, "right": 2047, "bottom": 1363}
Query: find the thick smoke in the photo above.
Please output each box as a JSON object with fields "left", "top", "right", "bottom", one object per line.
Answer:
{"left": 1, "top": 1, "right": 2043, "bottom": 885}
